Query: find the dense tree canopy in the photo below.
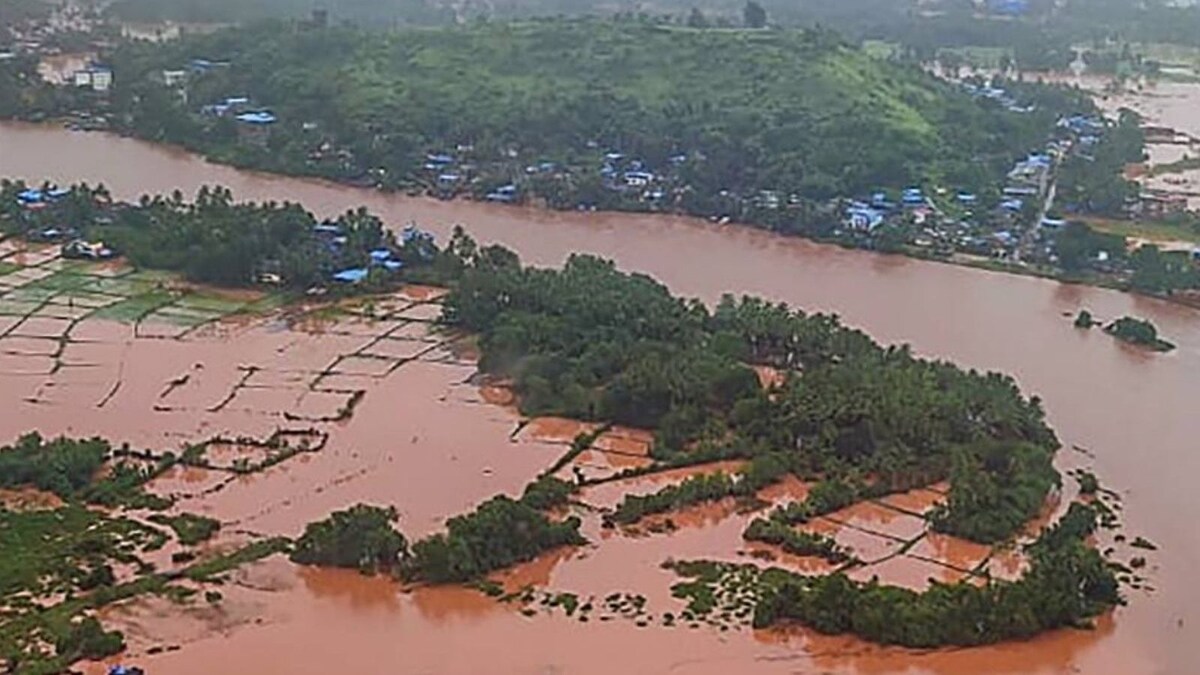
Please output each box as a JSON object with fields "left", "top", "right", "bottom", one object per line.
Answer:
{"left": 291, "top": 505, "right": 409, "bottom": 573}
{"left": 441, "top": 233, "right": 1060, "bottom": 542}
{"left": 0, "top": 180, "right": 422, "bottom": 290}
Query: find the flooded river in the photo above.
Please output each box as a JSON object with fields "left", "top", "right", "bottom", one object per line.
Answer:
{"left": 1, "top": 120, "right": 1198, "bottom": 674}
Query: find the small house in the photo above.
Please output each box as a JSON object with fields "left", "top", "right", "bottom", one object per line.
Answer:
{"left": 486, "top": 184, "right": 518, "bottom": 203}
{"left": 235, "top": 111, "right": 276, "bottom": 146}
{"left": 623, "top": 171, "right": 654, "bottom": 188}
{"left": 73, "top": 65, "right": 113, "bottom": 92}
{"left": 17, "top": 188, "right": 44, "bottom": 205}
{"left": 332, "top": 268, "right": 369, "bottom": 284}
{"left": 845, "top": 203, "right": 885, "bottom": 231}
{"left": 161, "top": 69, "right": 187, "bottom": 87}
{"left": 1003, "top": 186, "right": 1038, "bottom": 198}
{"left": 61, "top": 239, "right": 114, "bottom": 261}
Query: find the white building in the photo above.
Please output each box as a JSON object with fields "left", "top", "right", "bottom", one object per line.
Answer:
{"left": 162, "top": 69, "right": 187, "bottom": 87}
{"left": 73, "top": 67, "right": 113, "bottom": 92}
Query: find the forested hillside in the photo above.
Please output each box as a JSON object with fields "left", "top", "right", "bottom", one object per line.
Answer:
{"left": 106, "top": 20, "right": 1073, "bottom": 200}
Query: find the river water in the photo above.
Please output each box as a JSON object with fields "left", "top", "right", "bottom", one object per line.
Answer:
{"left": 1, "top": 120, "right": 1197, "bottom": 674}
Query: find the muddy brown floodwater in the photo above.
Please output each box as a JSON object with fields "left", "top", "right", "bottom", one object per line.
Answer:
{"left": 2, "top": 120, "right": 1198, "bottom": 674}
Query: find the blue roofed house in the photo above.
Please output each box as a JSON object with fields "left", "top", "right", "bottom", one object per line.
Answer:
{"left": 486, "top": 184, "right": 518, "bottom": 203}
{"left": 17, "top": 188, "right": 45, "bottom": 204}
{"left": 988, "top": 0, "right": 1029, "bottom": 15}
{"left": 235, "top": 111, "right": 276, "bottom": 146}
{"left": 901, "top": 187, "right": 926, "bottom": 207}
{"left": 332, "top": 268, "right": 369, "bottom": 284}
{"left": 425, "top": 153, "right": 454, "bottom": 170}
{"left": 1003, "top": 185, "right": 1038, "bottom": 198}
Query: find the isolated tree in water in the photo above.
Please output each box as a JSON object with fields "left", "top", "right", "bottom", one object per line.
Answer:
{"left": 743, "top": 1, "right": 767, "bottom": 28}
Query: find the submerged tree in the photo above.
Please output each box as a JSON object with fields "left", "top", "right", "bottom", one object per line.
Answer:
{"left": 290, "top": 505, "right": 408, "bottom": 574}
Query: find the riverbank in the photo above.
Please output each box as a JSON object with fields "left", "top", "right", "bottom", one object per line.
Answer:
{"left": 13, "top": 114, "right": 1200, "bottom": 315}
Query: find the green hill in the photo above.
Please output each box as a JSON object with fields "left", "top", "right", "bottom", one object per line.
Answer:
{"left": 106, "top": 20, "right": 1085, "bottom": 207}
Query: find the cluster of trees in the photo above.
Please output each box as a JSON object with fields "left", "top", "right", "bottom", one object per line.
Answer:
{"left": 1051, "top": 221, "right": 1200, "bottom": 296}
{"left": 404, "top": 493, "right": 585, "bottom": 583}
{"left": 104, "top": 0, "right": 454, "bottom": 24}
{"left": 929, "top": 441, "right": 1060, "bottom": 543}
{"left": 51, "top": 617, "right": 125, "bottom": 664}
{"left": 0, "top": 180, "right": 436, "bottom": 290}
{"left": 0, "top": 433, "right": 109, "bottom": 499}
{"left": 1052, "top": 221, "right": 1128, "bottom": 272}
{"left": 95, "top": 0, "right": 1200, "bottom": 59}
{"left": 752, "top": 502, "right": 1121, "bottom": 646}
{"left": 291, "top": 477, "right": 584, "bottom": 583}
{"left": 290, "top": 505, "right": 409, "bottom": 574}
{"left": 442, "top": 237, "right": 1061, "bottom": 543}
{"left": 0, "top": 430, "right": 200, "bottom": 513}
{"left": 1105, "top": 316, "right": 1174, "bottom": 351}
{"left": 1057, "top": 110, "right": 1145, "bottom": 217}
{"left": 1128, "top": 245, "right": 1200, "bottom": 296}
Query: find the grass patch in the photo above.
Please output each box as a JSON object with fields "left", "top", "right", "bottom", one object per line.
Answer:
{"left": 1148, "top": 155, "right": 1200, "bottom": 177}
{"left": 0, "top": 261, "right": 20, "bottom": 277}
{"left": 22, "top": 271, "right": 95, "bottom": 294}
{"left": 89, "top": 291, "right": 175, "bottom": 323}
{"left": 239, "top": 291, "right": 294, "bottom": 313}
{"left": 3, "top": 286, "right": 58, "bottom": 303}
{"left": 938, "top": 45, "right": 1013, "bottom": 69}
{"left": 146, "top": 306, "right": 223, "bottom": 327}
{"left": 172, "top": 292, "right": 250, "bottom": 314}
{"left": 78, "top": 276, "right": 156, "bottom": 297}
{"left": 0, "top": 298, "right": 43, "bottom": 316}
{"left": 1081, "top": 216, "right": 1200, "bottom": 246}
{"left": 0, "top": 506, "right": 159, "bottom": 601}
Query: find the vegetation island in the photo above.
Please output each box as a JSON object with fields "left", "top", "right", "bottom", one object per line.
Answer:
{"left": 1073, "top": 308, "right": 1175, "bottom": 352}
{"left": 1105, "top": 316, "right": 1175, "bottom": 352}
{"left": 0, "top": 181, "right": 1136, "bottom": 671}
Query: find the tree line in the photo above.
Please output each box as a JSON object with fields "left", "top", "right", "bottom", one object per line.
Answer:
{"left": 290, "top": 477, "right": 584, "bottom": 584}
